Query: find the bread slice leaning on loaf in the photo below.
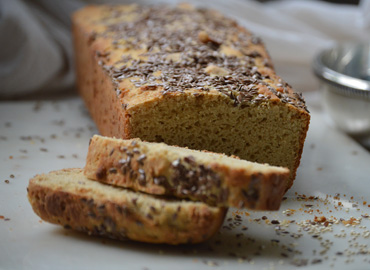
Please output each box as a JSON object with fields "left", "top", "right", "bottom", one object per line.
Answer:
{"left": 85, "top": 135, "right": 289, "bottom": 210}
{"left": 72, "top": 4, "right": 310, "bottom": 191}
{"left": 27, "top": 168, "right": 227, "bottom": 245}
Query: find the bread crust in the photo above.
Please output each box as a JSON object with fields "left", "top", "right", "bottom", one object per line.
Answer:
{"left": 28, "top": 168, "right": 227, "bottom": 245}
{"left": 287, "top": 113, "right": 310, "bottom": 189}
{"left": 72, "top": 16, "right": 131, "bottom": 138}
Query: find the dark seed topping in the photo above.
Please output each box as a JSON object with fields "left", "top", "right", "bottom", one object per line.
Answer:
{"left": 138, "top": 169, "right": 146, "bottom": 186}
{"left": 93, "top": 5, "right": 307, "bottom": 112}
{"left": 137, "top": 154, "right": 147, "bottom": 164}
{"left": 129, "top": 169, "right": 136, "bottom": 179}
{"left": 170, "top": 157, "right": 225, "bottom": 205}
{"left": 108, "top": 167, "right": 117, "bottom": 174}
{"left": 116, "top": 205, "right": 130, "bottom": 216}
{"left": 118, "top": 157, "right": 131, "bottom": 174}
{"left": 183, "top": 155, "right": 196, "bottom": 165}
{"left": 153, "top": 175, "right": 168, "bottom": 186}
{"left": 96, "top": 167, "right": 106, "bottom": 180}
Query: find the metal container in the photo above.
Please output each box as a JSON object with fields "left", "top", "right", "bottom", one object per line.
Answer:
{"left": 313, "top": 43, "right": 370, "bottom": 148}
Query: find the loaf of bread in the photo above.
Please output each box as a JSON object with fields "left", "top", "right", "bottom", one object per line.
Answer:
{"left": 72, "top": 4, "right": 310, "bottom": 190}
{"left": 27, "top": 168, "right": 227, "bottom": 245}
{"left": 84, "top": 135, "right": 289, "bottom": 210}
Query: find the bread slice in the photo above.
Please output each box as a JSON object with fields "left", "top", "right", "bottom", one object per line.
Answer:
{"left": 84, "top": 135, "right": 289, "bottom": 210}
{"left": 27, "top": 168, "right": 227, "bottom": 245}
{"left": 72, "top": 4, "right": 310, "bottom": 190}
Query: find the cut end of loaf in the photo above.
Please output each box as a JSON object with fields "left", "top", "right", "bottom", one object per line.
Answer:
{"left": 127, "top": 93, "right": 309, "bottom": 190}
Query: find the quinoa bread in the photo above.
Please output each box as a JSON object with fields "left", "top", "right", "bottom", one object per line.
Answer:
{"left": 27, "top": 135, "right": 289, "bottom": 245}
{"left": 72, "top": 4, "right": 310, "bottom": 191}
{"left": 27, "top": 168, "right": 227, "bottom": 245}
{"left": 85, "top": 135, "right": 289, "bottom": 210}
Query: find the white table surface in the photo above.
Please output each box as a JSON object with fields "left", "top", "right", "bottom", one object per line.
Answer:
{"left": 0, "top": 95, "right": 369, "bottom": 270}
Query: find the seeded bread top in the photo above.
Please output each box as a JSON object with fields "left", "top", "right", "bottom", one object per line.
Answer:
{"left": 73, "top": 4, "right": 308, "bottom": 113}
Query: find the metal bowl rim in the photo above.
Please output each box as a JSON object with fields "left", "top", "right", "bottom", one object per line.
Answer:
{"left": 313, "top": 43, "right": 370, "bottom": 96}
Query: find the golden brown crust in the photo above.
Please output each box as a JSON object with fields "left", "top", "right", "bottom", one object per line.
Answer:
{"left": 72, "top": 17, "right": 131, "bottom": 139}
{"left": 84, "top": 135, "right": 288, "bottom": 210}
{"left": 27, "top": 168, "right": 226, "bottom": 245}
{"left": 73, "top": 4, "right": 310, "bottom": 190}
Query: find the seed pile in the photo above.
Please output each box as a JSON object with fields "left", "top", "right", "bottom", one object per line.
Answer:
{"left": 202, "top": 193, "right": 370, "bottom": 268}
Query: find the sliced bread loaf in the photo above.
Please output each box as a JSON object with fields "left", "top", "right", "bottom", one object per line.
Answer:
{"left": 27, "top": 168, "right": 227, "bottom": 245}
{"left": 73, "top": 4, "right": 310, "bottom": 190}
{"left": 84, "top": 135, "right": 289, "bottom": 210}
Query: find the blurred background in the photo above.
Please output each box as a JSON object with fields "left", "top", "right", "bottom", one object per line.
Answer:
{"left": 0, "top": 0, "right": 369, "bottom": 103}
{"left": 257, "top": 0, "right": 360, "bottom": 3}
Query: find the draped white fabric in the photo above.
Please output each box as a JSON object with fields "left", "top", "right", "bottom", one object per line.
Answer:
{"left": 0, "top": 0, "right": 369, "bottom": 97}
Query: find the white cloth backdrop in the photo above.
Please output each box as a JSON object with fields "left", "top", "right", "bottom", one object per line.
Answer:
{"left": 0, "top": 0, "right": 369, "bottom": 98}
